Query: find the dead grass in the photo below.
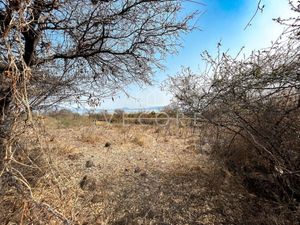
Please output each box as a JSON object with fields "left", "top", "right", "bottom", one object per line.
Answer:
{"left": 2, "top": 120, "right": 298, "bottom": 224}
{"left": 53, "top": 142, "right": 79, "bottom": 155}
{"left": 79, "top": 130, "right": 101, "bottom": 144}
{"left": 131, "top": 135, "right": 145, "bottom": 146}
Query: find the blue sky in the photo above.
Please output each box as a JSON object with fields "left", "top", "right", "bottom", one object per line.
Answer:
{"left": 95, "top": 0, "right": 295, "bottom": 110}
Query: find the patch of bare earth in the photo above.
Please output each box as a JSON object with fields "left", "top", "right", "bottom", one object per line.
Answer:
{"left": 32, "top": 123, "right": 258, "bottom": 225}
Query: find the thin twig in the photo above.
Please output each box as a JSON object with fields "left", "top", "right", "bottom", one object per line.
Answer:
{"left": 244, "top": 0, "right": 264, "bottom": 30}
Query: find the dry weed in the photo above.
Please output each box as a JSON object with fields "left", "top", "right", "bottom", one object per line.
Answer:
{"left": 131, "top": 136, "right": 145, "bottom": 146}
{"left": 79, "top": 130, "right": 101, "bottom": 144}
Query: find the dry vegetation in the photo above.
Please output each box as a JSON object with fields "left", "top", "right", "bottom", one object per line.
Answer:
{"left": 1, "top": 114, "right": 298, "bottom": 224}
{"left": 166, "top": 5, "right": 300, "bottom": 223}
{"left": 1, "top": 1, "right": 300, "bottom": 224}
{"left": 0, "top": 3, "right": 194, "bottom": 224}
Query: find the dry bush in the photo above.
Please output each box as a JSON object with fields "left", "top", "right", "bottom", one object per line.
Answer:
{"left": 210, "top": 103, "right": 300, "bottom": 203}
{"left": 53, "top": 142, "right": 80, "bottom": 156}
{"left": 80, "top": 130, "right": 101, "bottom": 144}
{"left": 0, "top": 133, "right": 54, "bottom": 224}
{"left": 131, "top": 136, "right": 145, "bottom": 147}
{"left": 167, "top": 6, "right": 300, "bottom": 222}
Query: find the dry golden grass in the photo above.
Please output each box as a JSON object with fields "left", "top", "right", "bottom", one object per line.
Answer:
{"left": 79, "top": 131, "right": 100, "bottom": 144}
{"left": 53, "top": 142, "right": 79, "bottom": 155}
{"left": 131, "top": 135, "right": 145, "bottom": 146}
{"left": 2, "top": 117, "right": 299, "bottom": 225}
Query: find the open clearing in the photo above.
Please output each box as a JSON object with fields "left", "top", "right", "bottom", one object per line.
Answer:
{"left": 28, "top": 121, "right": 261, "bottom": 225}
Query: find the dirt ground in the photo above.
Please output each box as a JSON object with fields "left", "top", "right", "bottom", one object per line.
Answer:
{"left": 28, "top": 121, "right": 261, "bottom": 225}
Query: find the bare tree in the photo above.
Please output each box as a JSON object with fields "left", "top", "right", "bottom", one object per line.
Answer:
{"left": 0, "top": 0, "right": 196, "bottom": 211}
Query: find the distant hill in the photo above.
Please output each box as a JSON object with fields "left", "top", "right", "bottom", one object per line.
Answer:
{"left": 120, "top": 106, "right": 165, "bottom": 113}
{"left": 45, "top": 105, "right": 166, "bottom": 114}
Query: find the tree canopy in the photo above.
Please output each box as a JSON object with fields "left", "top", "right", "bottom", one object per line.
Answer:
{"left": 0, "top": 0, "right": 195, "bottom": 109}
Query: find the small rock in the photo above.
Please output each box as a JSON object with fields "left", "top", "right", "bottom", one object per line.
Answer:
{"left": 85, "top": 160, "right": 95, "bottom": 168}
{"left": 91, "top": 194, "right": 102, "bottom": 203}
{"left": 78, "top": 194, "right": 85, "bottom": 199}
{"left": 68, "top": 154, "right": 80, "bottom": 160}
{"left": 140, "top": 172, "right": 147, "bottom": 177}
{"left": 134, "top": 166, "right": 141, "bottom": 173}
{"left": 146, "top": 209, "right": 155, "bottom": 219}
{"left": 79, "top": 175, "right": 97, "bottom": 191}
{"left": 104, "top": 142, "right": 111, "bottom": 148}
{"left": 189, "top": 193, "right": 197, "bottom": 200}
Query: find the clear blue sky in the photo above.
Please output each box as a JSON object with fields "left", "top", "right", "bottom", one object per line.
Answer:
{"left": 91, "top": 0, "right": 295, "bottom": 110}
